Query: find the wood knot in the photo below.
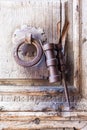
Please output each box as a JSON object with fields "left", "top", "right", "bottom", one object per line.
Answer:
{"left": 34, "top": 118, "right": 40, "bottom": 124}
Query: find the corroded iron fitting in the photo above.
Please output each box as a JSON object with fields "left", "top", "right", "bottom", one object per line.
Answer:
{"left": 43, "top": 43, "right": 61, "bottom": 83}
{"left": 12, "top": 26, "right": 47, "bottom": 67}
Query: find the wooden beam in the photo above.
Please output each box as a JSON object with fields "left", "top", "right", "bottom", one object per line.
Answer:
{"left": 73, "top": 0, "right": 80, "bottom": 90}
{"left": 0, "top": 111, "right": 87, "bottom": 121}
{"left": 0, "top": 85, "right": 77, "bottom": 95}
{"left": 0, "top": 120, "right": 86, "bottom": 130}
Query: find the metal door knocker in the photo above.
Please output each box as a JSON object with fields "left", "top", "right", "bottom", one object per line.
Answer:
{"left": 13, "top": 38, "right": 43, "bottom": 67}
{"left": 12, "top": 26, "right": 47, "bottom": 67}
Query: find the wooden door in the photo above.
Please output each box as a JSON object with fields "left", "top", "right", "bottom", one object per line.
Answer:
{"left": 0, "top": 0, "right": 79, "bottom": 87}
{"left": 0, "top": 0, "right": 87, "bottom": 129}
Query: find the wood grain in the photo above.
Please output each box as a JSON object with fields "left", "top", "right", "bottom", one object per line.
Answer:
{"left": 0, "top": 0, "right": 80, "bottom": 88}
{"left": 0, "top": 120, "right": 86, "bottom": 130}
{"left": 81, "top": 0, "right": 87, "bottom": 99}
{"left": 0, "top": 0, "right": 87, "bottom": 130}
{"left": 0, "top": 0, "right": 60, "bottom": 79}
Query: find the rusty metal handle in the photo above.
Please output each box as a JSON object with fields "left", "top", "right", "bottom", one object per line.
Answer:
{"left": 13, "top": 38, "right": 43, "bottom": 67}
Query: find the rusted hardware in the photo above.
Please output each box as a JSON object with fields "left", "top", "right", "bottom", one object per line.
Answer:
{"left": 57, "top": 21, "right": 70, "bottom": 108}
{"left": 13, "top": 26, "right": 47, "bottom": 67}
{"left": 42, "top": 24, "right": 70, "bottom": 107}
{"left": 43, "top": 43, "right": 61, "bottom": 83}
{"left": 13, "top": 24, "right": 70, "bottom": 107}
{"left": 13, "top": 38, "right": 43, "bottom": 67}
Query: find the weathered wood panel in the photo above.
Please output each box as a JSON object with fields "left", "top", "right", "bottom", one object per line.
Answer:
{"left": 1, "top": 111, "right": 87, "bottom": 121}
{"left": 73, "top": 0, "right": 80, "bottom": 89}
{"left": 0, "top": 111, "right": 87, "bottom": 129}
{"left": 0, "top": 85, "right": 79, "bottom": 112}
{"left": 0, "top": 0, "right": 60, "bottom": 79}
{"left": 1, "top": 129, "right": 74, "bottom": 130}
{"left": 0, "top": 0, "right": 80, "bottom": 88}
{"left": 0, "top": 128, "right": 74, "bottom": 130}
{"left": 0, "top": 129, "right": 74, "bottom": 130}
{"left": 0, "top": 120, "right": 86, "bottom": 130}
{"left": 82, "top": 0, "right": 87, "bottom": 98}
{"left": 0, "top": 0, "right": 87, "bottom": 129}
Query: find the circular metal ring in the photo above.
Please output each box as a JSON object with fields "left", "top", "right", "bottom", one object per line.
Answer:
{"left": 13, "top": 38, "right": 43, "bottom": 67}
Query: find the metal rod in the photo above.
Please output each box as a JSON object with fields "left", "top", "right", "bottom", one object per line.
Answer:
{"left": 57, "top": 8, "right": 70, "bottom": 108}
{"left": 62, "top": 72, "right": 70, "bottom": 108}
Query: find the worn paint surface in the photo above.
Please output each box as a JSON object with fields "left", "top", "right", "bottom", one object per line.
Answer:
{"left": 0, "top": 0, "right": 60, "bottom": 79}
{"left": 0, "top": 0, "right": 78, "bottom": 87}
{"left": 0, "top": 0, "right": 87, "bottom": 130}
{"left": 82, "top": 0, "right": 87, "bottom": 98}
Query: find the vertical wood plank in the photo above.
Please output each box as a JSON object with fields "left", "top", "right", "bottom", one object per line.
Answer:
{"left": 52, "top": 0, "right": 60, "bottom": 43}
{"left": 81, "top": 0, "right": 87, "bottom": 98}
{"left": 73, "top": 0, "right": 80, "bottom": 89}
{"left": 66, "top": 0, "right": 74, "bottom": 85}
